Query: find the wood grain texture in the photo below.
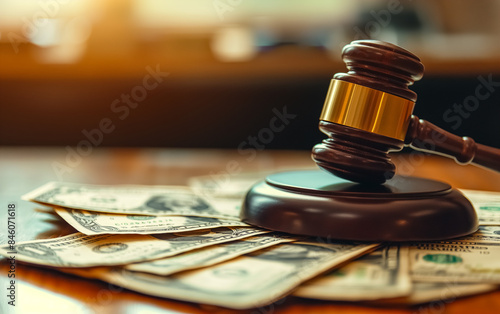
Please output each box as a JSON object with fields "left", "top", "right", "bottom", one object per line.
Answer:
{"left": 406, "top": 115, "right": 500, "bottom": 172}
{"left": 1, "top": 147, "right": 499, "bottom": 314}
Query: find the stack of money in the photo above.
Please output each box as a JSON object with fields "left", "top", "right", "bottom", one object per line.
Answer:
{"left": 1, "top": 179, "right": 500, "bottom": 309}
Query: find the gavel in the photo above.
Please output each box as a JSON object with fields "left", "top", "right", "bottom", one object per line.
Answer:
{"left": 312, "top": 40, "right": 500, "bottom": 184}
{"left": 241, "top": 39, "right": 493, "bottom": 241}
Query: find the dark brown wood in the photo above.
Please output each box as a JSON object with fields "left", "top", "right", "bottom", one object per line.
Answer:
{"left": 406, "top": 115, "right": 500, "bottom": 172}
{"left": 247, "top": 41, "right": 486, "bottom": 242}
{"left": 241, "top": 170, "right": 478, "bottom": 241}
{"left": 333, "top": 40, "right": 424, "bottom": 101}
{"left": 312, "top": 121, "right": 403, "bottom": 184}
{"left": 1, "top": 148, "right": 500, "bottom": 313}
{"left": 312, "top": 40, "right": 424, "bottom": 184}
{"left": 313, "top": 40, "right": 500, "bottom": 184}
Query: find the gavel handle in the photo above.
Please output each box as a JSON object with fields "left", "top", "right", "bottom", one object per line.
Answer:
{"left": 404, "top": 115, "right": 500, "bottom": 172}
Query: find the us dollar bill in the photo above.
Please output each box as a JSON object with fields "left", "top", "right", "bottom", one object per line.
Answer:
{"left": 188, "top": 172, "right": 268, "bottom": 199}
{"left": 125, "top": 233, "right": 298, "bottom": 275}
{"left": 22, "top": 182, "right": 239, "bottom": 219}
{"left": 370, "top": 282, "right": 498, "bottom": 305}
{"left": 294, "top": 245, "right": 411, "bottom": 301}
{"left": 54, "top": 207, "right": 250, "bottom": 235}
{"left": 460, "top": 189, "right": 500, "bottom": 225}
{"left": 0, "top": 228, "right": 268, "bottom": 267}
{"left": 410, "top": 231, "right": 500, "bottom": 283}
{"left": 456, "top": 226, "right": 500, "bottom": 241}
{"left": 62, "top": 241, "right": 379, "bottom": 309}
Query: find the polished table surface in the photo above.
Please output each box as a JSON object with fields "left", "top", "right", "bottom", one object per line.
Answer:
{"left": 1, "top": 147, "right": 500, "bottom": 314}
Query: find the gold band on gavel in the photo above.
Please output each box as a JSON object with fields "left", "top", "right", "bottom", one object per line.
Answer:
{"left": 319, "top": 79, "right": 415, "bottom": 141}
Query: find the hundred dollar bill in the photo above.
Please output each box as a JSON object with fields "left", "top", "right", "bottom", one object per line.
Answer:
{"left": 0, "top": 227, "right": 268, "bottom": 267}
{"left": 22, "top": 182, "right": 239, "bottom": 219}
{"left": 126, "top": 233, "right": 298, "bottom": 275}
{"left": 54, "top": 207, "right": 250, "bottom": 235}
{"left": 410, "top": 233, "right": 500, "bottom": 283}
{"left": 63, "top": 241, "right": 379, "bottom": 309}
{"left": 294, "top": 245, "right": 411, "bottom": 301}
{"left": 460, "top": 189, "right": 500, "bottom": 225}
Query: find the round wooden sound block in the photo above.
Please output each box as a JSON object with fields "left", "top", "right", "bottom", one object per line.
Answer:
{"left": 240, "top": 170, "right": 478, "bottom": 241}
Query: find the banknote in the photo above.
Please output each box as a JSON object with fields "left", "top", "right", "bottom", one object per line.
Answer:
{"left": 370, "top": 282, "right": 498, "bottom": 305}
{"left": 0, "top": 228, "right": 268, "bottom": 267}
{"left": 126, "top": 233, "right": 298, "bottom": 275}
{"left": 455, "top": 226, "right": 500, "bottom": 241}
{"left": 62, "top": 241, "right": 379, "bottom": 309}
{"left": 294, "top": 245, "right": 411, "bottom": 301}
{"left": 188, "top": 172, "right": 268, "bottom": 199}
{"left": 22, "top": 182, "right": 240, "bottom": 219}
{"left": 188, "top": 174, "right": 260, "bottom": 220}
{"left": 54, "top": 207, "right": 250, "bottom": 235}
{"left": 410, "top": 233, "right": 500, "bottom": 283}
{"left": 460, "top": 189, "right": 500, "bottom": 225}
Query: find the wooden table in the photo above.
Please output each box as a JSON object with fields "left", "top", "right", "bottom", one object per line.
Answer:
{"left": 1, "top": 147, "right": 500, "bottom": 314}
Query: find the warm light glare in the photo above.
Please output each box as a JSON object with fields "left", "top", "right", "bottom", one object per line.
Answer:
{"left": 30, "top": 17, "right": 92, "bottom": 63}
{"left": 211, "top": 26, "right": 256, "bottom": 62}
{"left": 29, "top": 18, "right": 61, "bottom": 47}
{"left": 17, "top": 281, "right": 93, "bottom": 314}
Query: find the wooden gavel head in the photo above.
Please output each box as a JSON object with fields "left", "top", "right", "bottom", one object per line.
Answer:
{"left": 243, "top": 39, "right": 486, "bottom": 239}
{"left": 312, "top": 40, "right": 425, "bottom": 184}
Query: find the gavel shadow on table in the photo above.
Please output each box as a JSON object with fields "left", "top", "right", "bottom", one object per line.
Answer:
{"left": 241, "top": 40, "right": 500, "bottom": 241}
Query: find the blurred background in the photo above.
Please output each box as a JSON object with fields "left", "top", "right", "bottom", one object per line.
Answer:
{"left": 1, "top": 0, "right": 500, "bottom": 150}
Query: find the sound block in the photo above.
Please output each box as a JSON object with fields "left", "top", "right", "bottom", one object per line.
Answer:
{"left": 240, "top": 170, "right": 478, "bottom": 241}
